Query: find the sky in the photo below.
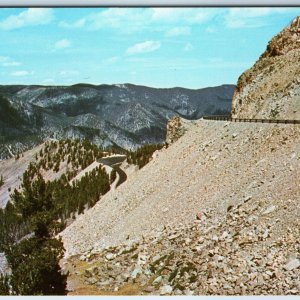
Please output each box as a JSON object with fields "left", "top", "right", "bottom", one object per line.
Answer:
{"left": 0, "top": 7, "right": 300, "bottom": 89}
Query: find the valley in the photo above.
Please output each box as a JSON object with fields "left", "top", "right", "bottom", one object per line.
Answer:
{"left": 0, "top": 84, "right": 234, "bottom": 160}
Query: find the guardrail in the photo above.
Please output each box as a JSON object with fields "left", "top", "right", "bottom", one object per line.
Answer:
{"left": 202, "top": 115, "right": 300, "bottom": 124}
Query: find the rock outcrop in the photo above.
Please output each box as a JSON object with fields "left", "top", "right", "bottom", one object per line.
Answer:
{"left": 166, "top": 116, "right": 194, "bottom": 145}
{"left": 232, "top": 16, "right": 300, "bottom": 120}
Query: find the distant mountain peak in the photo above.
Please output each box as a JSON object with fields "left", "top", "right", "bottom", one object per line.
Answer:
{"left": 0, "top": 83, "right": 234, "bottom": 159}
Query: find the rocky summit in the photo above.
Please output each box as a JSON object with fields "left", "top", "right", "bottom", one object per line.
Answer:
{"left": 60, "top": 16, "right": 300, "bottom": 296}
{"left": 232, "top": 16, "right": 300, "bottom": 120}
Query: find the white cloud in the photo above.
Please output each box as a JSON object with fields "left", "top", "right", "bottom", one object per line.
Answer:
{"left": 225, "top": 8, "right": 299, "bottom": 28}
{"left": 63, "top": 8, "right": 149, "bottom": 33}
{"left": 3, "top": 61, "right": 21, "bottom": 67}
{"left": 59, "top": 70, "right": 79, "bottom": 76}
{"left": 59, "top": 8, "right": 300, "bottom": 34}
{"left": 58, "top": 8, "right": 220, "bottom": 34}
{"left": 0, "top": 56, "right": 21, "bottom": 67}
{"left": 166, "top": 26, "right": 191, "bottom": 37}
{"left": 206, "top": 26, "right": 217, "bottom": 33}
{"left": 89, "top": 8, "right": 148, "bottom": 31}
{"left": 42, "top": 78, "right": 55, "bottom": 84}
{"left": 151, "top": 8, "right": 220, "bottom": 24}
{"left": 183, "top": 42, "right": 193, "bottom": 51}
{"left": 54, "top": 39, "right": 72, "bottom": 50}
{"left": 126, "top": 41, "right": 161, "bottom": 55}
{"left": 0, "top": 8, "right": 53, "bottom": 30}
{"left": 11, "top": 70, "right": 32, "bottom": 76}
{"left": 59, "top": 18, "right": 86, "bottom": 29}
{"left": 103, "top": 56, "right": 121, "bottom": 64}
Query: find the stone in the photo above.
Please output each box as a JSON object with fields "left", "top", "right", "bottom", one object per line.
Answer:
{"left": 184, "top": 289, "right": 194, "bottom": 295}
{"left": 284, "top": 258, "right": 300, "bottom": 271}
{"left": 185, "top": 238, "right": 192, "bottom": 245}
{"left": 168, "top": 234, "right": 181, "bottom": 240}
{"left": 121, "top": 272, "right": 130, "bottom": 281}
{"left": 79, "top": 254, "right": 86, "bottom": 261}
{"left": 160, "top": 284, "right": 173, "bottom": 295}
{"left": 244, "top": 195, "right": 252, "bottom": 203}
{"left": 84, "top": 269, "right": 93, "bottom": 278}
{"left": 153, "top": 275, "right": 163, "bottom": 285}
{"left": 217, "top": 255, "right": 225, "bottom": 262}
{"left": 262, "top": 229, "right": 270, "bottom": 239}
{"left": 143, "top": 286, "right": 155, "bottom": 293}
{"left": 131, "top": 266, "right": 142, "bottom": 279}
{"left": 138, "top": 254, "right": 148, "bottom": 265}
{"left": 262, "top": 205, "right": 276, "bottom": 215}
{"left": 152, "top": 254, "right": 160, "bottom": 260}
{"left": 97, "top": 280, "right": 111, "bottom": 286}
{"left": 221, "top": 231, "right": 229, "bottom": 239}
{"left": 212, "top": 235, "right": 219, "bottom": 241}
{"left": 198, "top": 237, "right": 205, "bottom": 244}
{"left": 105, "top": 253, "right": 115, "bottom": 261}
{"left": 87, "top": 277, "right": 98, "bottom": 285}
{"left": 286, "top": 289, "right": 299, "bottom": 295}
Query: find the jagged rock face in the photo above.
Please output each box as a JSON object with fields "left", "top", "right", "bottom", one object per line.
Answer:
{"left": 232, "top": 16, "right": 300, "bottom": 120}
{"left": 0, "top": 84, "right": 234, "bottom": 159}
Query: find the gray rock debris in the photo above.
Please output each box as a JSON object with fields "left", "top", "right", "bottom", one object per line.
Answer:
{"left": 284, "top": 258, "right": 300, "bottom": 271}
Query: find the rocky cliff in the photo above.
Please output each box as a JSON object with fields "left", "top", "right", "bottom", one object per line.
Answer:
{"left": 166, "top": 116, "right": 194, "bottom": 145}
{"left": 232, "top": 16, "right": 300, "bottom": 120}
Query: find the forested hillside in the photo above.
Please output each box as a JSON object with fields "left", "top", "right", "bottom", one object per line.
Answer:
{"left": 0, "top": 138, "right": 163, "bottom": 295}
{"left": 0, "top": 139, "right": 112, "bottom": 295}
{"left": 0, "top": 83, "right": 234, "bottom": 159}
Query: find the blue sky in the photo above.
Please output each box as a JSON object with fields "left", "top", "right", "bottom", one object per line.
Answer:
{"left": 0, "top": 7, "right": 300, "bottom": 89}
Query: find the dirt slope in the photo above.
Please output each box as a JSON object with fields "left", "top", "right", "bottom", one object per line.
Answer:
{"left": 61, "top": 119, "right": 300, "bottom": 257}
{"left": 0, "top": 144, "right": 44, "bottom": 208}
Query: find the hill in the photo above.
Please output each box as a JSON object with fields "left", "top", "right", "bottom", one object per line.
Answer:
{"left": 0, "top": 84, "right": 234, "bottom": 159}
{"left": 60, "top": 17, "right": 300, "bottom": 296}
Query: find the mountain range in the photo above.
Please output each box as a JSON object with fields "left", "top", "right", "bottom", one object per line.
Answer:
{"left": 0, "top": 83, "right": 234, "bottom": 159}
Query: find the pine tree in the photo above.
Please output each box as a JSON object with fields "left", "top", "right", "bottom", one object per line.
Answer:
{"left": 0, "top": 274, "right": 10, "bottom": 295}
{"left": 6, "top": 237, "right": 67, "bottom": 295}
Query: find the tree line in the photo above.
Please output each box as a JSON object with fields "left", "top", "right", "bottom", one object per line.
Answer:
{"left": 126, "top": 144, "right": 165, "bottom": 169}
